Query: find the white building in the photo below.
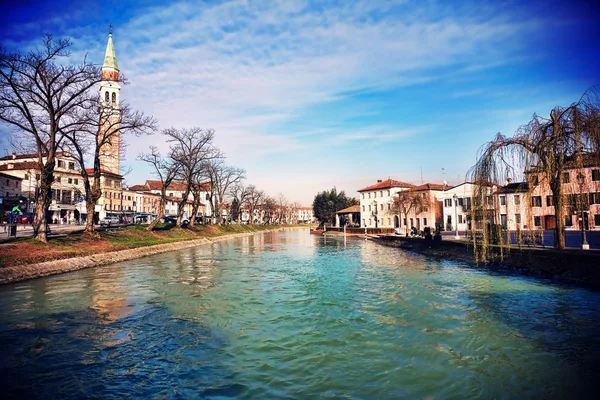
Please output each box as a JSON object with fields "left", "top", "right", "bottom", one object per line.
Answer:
{"left": 438, "top": 182, "right": 496, "bottom": 235}
{"left": 358, "top": 179, "right": 415, "bottom": 228}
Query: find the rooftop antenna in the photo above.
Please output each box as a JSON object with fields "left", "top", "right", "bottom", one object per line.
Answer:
{"left": 109, "top": 23, "right": 113, "bottom": 35}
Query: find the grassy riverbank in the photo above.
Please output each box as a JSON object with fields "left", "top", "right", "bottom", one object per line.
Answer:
{"left": 0, "top": 224, "right": 295, "bottom": 269}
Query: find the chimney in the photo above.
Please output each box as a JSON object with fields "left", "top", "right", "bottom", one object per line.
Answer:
{"left": 507, "top": 178, "right": 512, "bottom": 184}
{"left": 377, "top": 179, "right": 382, "bottom": 183}
{"left": 12, "top": 152, "right": 16, "bottom": 160}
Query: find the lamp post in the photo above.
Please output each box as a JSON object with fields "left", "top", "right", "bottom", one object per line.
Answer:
{"left": 453, "top": 194, "right": 459, "bottom": 240}
{"left": 577, "top": 173, "right": 589, "bottom": 250}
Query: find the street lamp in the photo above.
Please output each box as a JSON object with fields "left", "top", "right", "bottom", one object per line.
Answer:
{"left": 453, "top": 194, "right": 459, "bottom": 240}
{"left": 576, "top": 173, "right": 589, "bottom": 250}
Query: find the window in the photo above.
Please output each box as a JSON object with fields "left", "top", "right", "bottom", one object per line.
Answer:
{"left": 380, "top": 191, "right": 383, "bottom": 197}
{"left": 593, "top": 169, "right": 600, "bottom": 182}
{"left": 24, "top": 174, "right": 29, "bottom": 180}
{"left": 105, "top": 91, "right": 109, "bottom": 102}
{"left": 363, "top": 219, "right": 366, "bottom": 226}
{"left": 590, "top": 192, "right": 600, "bottom": 205}
{"left": 458, "top": 198, "right": 464, "bottom": 206}
{"left": 534, "top": 216, "right": 541, "bottom": 227}
{"left": 57, "top": 160, "right": 64, "bottom": 168}
{"left": 387, "top": 190, "right": 390, "bottom": 196}
{"left": 112, "top": 92, "right": 116, "bottom": 103}
{"left": 74, "top": 179, "right": 78, "bottom": 185}
{"left": 410, "top": 218, "right": 414, "bottom": 227}
{"left": 515, "top": 214, "right": 521, "bottom": 224}
{"left": 380, "top": 204, "right": 383, "bottom": 211}
{"left": 500, "top": 214, "right": 507, "bottom": 228}
{"left": 458, "top": 215, "right": 463, "bottom": 224}
{"left": 68, "top": 162, "right": 75, "bottom": 170}
{"left": 546, "top": 195, "right": 553, "bottom": 207}
{"left": 531, "top": 175, "right": 539, "bottom": 185}
{"left": 562, "top": 172, "right": 570, "bottom": 183}
{"left": 514, "top": 195, "right": 520, "bottom": 206}
{"left": 565, "top": 215, "right": 573, "bottom": 227}
{"left": 368, "top": 193, "right": 371, "bottom": 199}
{"left": 423, "top": 218, "right": 427, "bottom": 226}
{"left": 206, "top": 194, "right": 209, "bottom": 200}
{"left": 422, "top": 193, "right": 426, "bottom": 198}
{"left": 56, "top": 176, "right": 61, "bottom": 183}
{"left": 362, "top": 205, "right": 365, "bottom": 212}
{"left": 531, "top": 196, "right": 542, "bottom": 207}
{"left": 595, "top": 214, "right": 600, "bottom": 227}
{"left": 68, "top": 178, "right": 72, "bottom": 184}
{"left": 362, "top": 193, "right": 364, "bottom": 199}
{"left": 500, "top": 196, "right": 506, "bottom": 206}
{"left": 444, "top": 199, "right": 452, "bottom": 207}
{"left": 368, "top": 205, "right": 371, "bottom": 212}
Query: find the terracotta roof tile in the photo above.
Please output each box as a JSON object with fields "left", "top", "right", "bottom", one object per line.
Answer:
{"left": 358, "top": 179, "right": 415, "bottom": 192}
{"left": 337, "top": 205, "right": 360, "bottom": 214}
{"left": 0, "top": 161, "right": 38, "bottom": 171}
{"left": 410, "top": 183, "right": 451, "bottom": 192}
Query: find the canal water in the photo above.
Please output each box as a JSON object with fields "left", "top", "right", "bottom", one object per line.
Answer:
{"left": 0, "top": 230, "right": 599, "bottom": 399}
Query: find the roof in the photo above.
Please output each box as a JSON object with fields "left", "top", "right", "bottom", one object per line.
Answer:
{"left": 0, "top": 172, "right": 23, "bottom": 180}
{"left": 337, "top": 205, "right": 360, "bottom": 214}
{"left": 498, "top": 182, "right": 529, "bottom": 193}
{"left": 103, "top": 33, "right": 119, "bottom": 70}
{"left": 0, "top": 152, "right": 68, "bottom": 161}
{"left": 85, "top": 168, "right": 123, "bottom": 178}
{"left": 358, "top": 178, "right": 415, "bottom": 192}
{"left": 0, "top": 161, "right": 38, "bottom": 171}
{"left": 144, "top": 180, "right": 211, "bottom": 192}
{"left": 410, "top": 183, "right": 450, "bottom": 192}
{"left": 128, "top": 185, "right": 148, "bottom": 191}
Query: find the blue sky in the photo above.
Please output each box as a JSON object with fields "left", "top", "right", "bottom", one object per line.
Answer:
{"left": 1, "top": 0, "right": 598, "bottom": 205}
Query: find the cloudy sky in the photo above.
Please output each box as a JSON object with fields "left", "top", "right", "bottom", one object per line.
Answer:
{"left": 1, "top": 0, "right": 598, "bottom": 205}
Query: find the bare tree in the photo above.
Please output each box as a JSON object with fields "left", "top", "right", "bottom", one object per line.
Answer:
{"left": 229, "top": 183, "right": 250, "bottom": 224}
{"left": 245, "top": 185, "right": 264, "bottom": 225}
{"left": 290, "top": 201, "right": 302, "bottom": 224}
{"left": 205, "top": 159, "right": 245, "bottom": 224}
{"left": 0, "top": 35, "right": 101, "bottom": 242}
{"left": 62, "top": 97, "right": 156, "bottom": 235}
{"left": 165, "top": 127, "right": 221, "bottom": 227}
{"left": 262, "top": 196, "right": 277, "bottom": 224}
{"left": 276, "top": 193, "right": 288, "bottom": 224}
{"left": 391, "top": 190, "right": 427, "bottom": 236}
{"left": 138, "top": 146, "right": 181, "bottom": 231}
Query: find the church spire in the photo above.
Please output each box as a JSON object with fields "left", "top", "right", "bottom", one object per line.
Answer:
{"left": 103, "top": 33, "right": 118, "bottom": 70}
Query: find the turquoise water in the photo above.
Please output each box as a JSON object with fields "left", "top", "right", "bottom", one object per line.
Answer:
{"left": 0, "top": 230, "right": 599, "bottom": 399}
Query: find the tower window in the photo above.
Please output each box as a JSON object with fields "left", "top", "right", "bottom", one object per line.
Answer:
{"left": 105, "top": 91, "right": 109, "bottom": 102}
{"left": 112, "top": 93, "right": 116, "bottom": 103}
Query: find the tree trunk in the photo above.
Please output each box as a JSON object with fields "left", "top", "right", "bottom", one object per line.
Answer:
{"left": 33, "top": 165, "right": 54, "bottom": 243}
{"left": 148, "top": 199, "right": 166, "bottom": 231}
{"left": 85, "top": 200, "right": 96, "bottom": 235}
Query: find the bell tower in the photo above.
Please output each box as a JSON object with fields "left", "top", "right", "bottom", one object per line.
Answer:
{"left": 99, "top": 31, "right": 121, "bottom": 175}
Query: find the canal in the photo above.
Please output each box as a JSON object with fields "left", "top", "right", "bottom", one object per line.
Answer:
{"left": 0, "top": 230, "right": 599, "bottom": 398}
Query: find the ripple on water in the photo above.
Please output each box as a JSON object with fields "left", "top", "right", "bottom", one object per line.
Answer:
{"left": 0, "top": 231, "right": 599, "bottom": 398}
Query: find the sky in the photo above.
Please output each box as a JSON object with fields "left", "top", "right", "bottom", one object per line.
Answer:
{"left": 1, "top": 0, "right": 599, "bottom": 205}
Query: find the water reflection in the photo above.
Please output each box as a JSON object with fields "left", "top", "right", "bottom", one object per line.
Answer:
{"left": 0, "top": 230, "right": 599, "bottom": 399}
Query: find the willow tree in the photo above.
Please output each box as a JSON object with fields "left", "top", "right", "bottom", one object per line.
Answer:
{"left": 469, "top": 86, "right": 600, "bottom": 252}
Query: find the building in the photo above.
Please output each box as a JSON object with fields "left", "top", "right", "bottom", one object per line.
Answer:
{"left": 296, "top": 207, "right": 315, "bottom": 224}
{"left": 358, "top": 178, "right": 415, "bottom": 228}
{"left": 0, "top": 152, "right": 86, "bottom": 222}
{"left": 495, "top": 179, "right": 529, "bottom": 231}
{"left": 93, "top": 32, "right": 124, "bottom": 222}
{"left": 394, "top": 183, "right": 447, "bottom": 234}
{"left": 527, "top": 154, "right": 600, "bottom": 231}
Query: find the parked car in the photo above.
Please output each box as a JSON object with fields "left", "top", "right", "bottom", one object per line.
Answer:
{"left": 12, "top": 212, "right": 34, "bottom": 223}
{"left": 100, "top": 216, "right": 119, "bottom": 226}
